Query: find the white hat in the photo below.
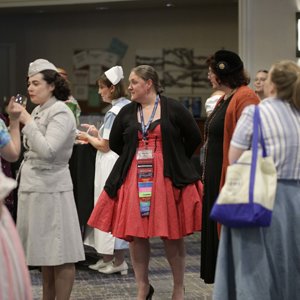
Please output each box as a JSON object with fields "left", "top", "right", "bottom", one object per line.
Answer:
{"left": 104, "top": 66, "right": 124, "bottom": 85}
{"left": 0, "top": 170, "right": 17, "bottom": 200}
{"left": 28, "top": 58, "right": 57, "bottom": 77}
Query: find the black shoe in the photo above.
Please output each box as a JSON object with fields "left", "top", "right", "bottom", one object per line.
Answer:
{"left": 146, "top": 284, "right": 154, "bottom": 300}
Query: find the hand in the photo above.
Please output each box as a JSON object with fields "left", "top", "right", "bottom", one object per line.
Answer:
{"left": 76, "top": 130, "right": 89, "bottom": 142}
{"left": 7, "top": 97, "right": 23, "bottom": 121}
{"left": 19, "top": 108, "right": 33, "bottom": 125}
{"left": 80, "top": 123, "right": 98, "bottom": 137}
{"left": 80, "top": 123, "right": 91, "bottom": 130}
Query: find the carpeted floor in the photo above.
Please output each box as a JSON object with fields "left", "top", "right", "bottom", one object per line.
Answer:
{"left": 30, "top": 232, "right": 213, "bottom": 299}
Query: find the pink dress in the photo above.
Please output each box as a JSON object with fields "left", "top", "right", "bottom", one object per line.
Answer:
{"left": 0, "top": 205, "right": 32, "bottom": 300}
{"left": 88, "top": 123, "right": 202, "bottom": 242}
{"left": 0, "top": 119, "right": 32, "bottom": 299}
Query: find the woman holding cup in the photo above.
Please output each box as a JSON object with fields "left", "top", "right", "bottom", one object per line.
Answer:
{"left": 15, "top": 58, "right": 85, "bottom": 299}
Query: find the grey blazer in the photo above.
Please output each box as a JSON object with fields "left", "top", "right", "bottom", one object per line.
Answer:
{"left": 19, "top": 97, "right": 76, "bottom": 192}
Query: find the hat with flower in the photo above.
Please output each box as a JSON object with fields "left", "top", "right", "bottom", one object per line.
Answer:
{"left": 214, "top": 50, "right": 243, "bottom": 75}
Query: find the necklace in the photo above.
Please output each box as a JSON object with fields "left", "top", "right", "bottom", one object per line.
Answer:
{"left": 138, "top": 95, "right": 160, "bottom": 143}
{"left": 224, "top": 88, "right": 237, "bottom": 100}
{"left": 202, "top": 94, "right": 233, "bottom": 182}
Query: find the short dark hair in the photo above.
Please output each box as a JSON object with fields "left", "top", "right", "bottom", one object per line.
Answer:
{"left": 40, "top": 70, "right": 71, "bottom": 101}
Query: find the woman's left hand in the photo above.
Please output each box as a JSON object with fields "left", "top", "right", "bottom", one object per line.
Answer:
{"left": 19, "top": 109, "right": 33, "bottom": 125}
{"left": 76, "top": 131, "right": 89, "bottom": 142}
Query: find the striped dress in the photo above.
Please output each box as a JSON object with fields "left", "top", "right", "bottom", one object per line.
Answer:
{"left": 230, "top": 98, "right": 300, "bottom": 179}
{"left": 0, "top": 119, "right": 32, "bottom": 300}
{"left": 213, "top": 98, "right": 300, "bottom": 300}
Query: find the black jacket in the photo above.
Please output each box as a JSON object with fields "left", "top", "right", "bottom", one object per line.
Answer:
{"left": 104, "top": 96, "right": 201, "bottom": 198}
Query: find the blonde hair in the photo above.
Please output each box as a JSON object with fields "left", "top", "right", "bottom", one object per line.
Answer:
{"left": 271, "top": 60, "right": 300, "bottom": 110}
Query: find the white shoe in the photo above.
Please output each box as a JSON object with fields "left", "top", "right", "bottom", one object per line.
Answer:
{"left": 98, "top": 261, "right": 128, "bottom": 275}
{"left": 88, "top": 259, "right": 113, "bottom": 271}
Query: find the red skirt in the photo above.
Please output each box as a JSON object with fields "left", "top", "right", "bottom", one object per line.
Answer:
{"left": 88, "top": 125, "right": 202, "bottom": 241}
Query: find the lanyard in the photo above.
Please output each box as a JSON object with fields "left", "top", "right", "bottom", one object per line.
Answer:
{"left": 138, "top": 95, "right": 160, "bottom": 141}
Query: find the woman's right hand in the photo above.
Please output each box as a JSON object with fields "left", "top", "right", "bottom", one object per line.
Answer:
{"left": 81, "top": 123, "right": 98, "bottom": 136}
{"left": 7, "top": 96, "right": 33, "bottom": 125}
{"left": 19, "top": 109, "right": 33, "bottom": 125}
{"left": 7, "top": 97, "right": 23, "bottom": 121}
{"left": 7, "top": 97, "right": 32, "bottom": 125}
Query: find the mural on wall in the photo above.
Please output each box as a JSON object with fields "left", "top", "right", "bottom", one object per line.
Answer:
{"left": 72, "top": 38, "right": 128, "bottom": 110}
{"left": 136, "top": 48, "right": 209, "bottom": 118}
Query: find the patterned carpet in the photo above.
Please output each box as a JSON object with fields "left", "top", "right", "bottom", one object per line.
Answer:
{"left": 30, "top": 232, "right": 213, "bottom": 299}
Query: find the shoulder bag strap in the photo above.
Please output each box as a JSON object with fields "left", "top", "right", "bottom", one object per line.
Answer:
{"left": 249, "top": 106, "right": 260, "bottom": 203}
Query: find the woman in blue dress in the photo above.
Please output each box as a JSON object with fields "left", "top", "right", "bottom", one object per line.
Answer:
{"left": 79, "top": 66, "right": 130, "bottom": 275}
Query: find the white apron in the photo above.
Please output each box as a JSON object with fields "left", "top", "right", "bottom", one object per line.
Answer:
{"left": 84, "top": 105, "right": 128, "bottom": 254}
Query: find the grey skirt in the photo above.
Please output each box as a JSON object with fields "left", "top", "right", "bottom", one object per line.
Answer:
{"left": 213, "top": 180, "right": 300, "bottom": 300}
{"left": 17, "top": 190, "right": 85, "bottom": 266}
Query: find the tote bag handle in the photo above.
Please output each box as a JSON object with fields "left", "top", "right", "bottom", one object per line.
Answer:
{"left": 249, "top": 106, "right": 266, "bottom": 203}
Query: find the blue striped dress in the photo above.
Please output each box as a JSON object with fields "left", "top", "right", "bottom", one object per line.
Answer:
{"left": 213, "top": 97, "right": 300, "bottom": 300}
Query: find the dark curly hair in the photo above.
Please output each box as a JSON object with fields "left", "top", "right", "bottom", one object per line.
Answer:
{"left": 206, "top": 55, "right": 250, "bottom": 88}
{"left": 40, "top": 70, "right": 71, "bottom": 101}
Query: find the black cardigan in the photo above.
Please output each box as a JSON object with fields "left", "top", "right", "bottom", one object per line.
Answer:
{"left": 104, "top": 96, "right": 202, "bottom": 198}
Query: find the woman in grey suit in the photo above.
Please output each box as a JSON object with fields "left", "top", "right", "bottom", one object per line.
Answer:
{"left": 16, "top": 59, "right": 85, "bottom": 300}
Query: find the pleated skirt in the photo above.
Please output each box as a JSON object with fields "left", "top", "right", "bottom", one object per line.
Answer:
{"left": 0, "top": 205, "right": 32, "bottom": 300}
{"left": 17, "top": 191, "right": 85, "bottom": 266}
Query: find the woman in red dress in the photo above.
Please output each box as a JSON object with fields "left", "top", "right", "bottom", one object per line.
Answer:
{"left": 88, "top": 65, "right": 202, "bottom": 300}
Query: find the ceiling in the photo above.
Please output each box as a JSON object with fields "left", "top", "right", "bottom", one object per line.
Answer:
{"left": 0, "top": 0, "right": 237, "bottom": 15}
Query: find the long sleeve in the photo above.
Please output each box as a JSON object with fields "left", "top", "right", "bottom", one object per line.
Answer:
{"left": 19, "top": 100, "right": 76, "bottom": 192}
{"left": 22, "top": 108, "right": 75, "bottom": 162}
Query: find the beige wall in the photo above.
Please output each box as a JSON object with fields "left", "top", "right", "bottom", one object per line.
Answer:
{"left": 239, "top": 0, "right": 299, "bottom": 86}
{"left": 0, "top": 0, "right": 131, "bottom": 7}
{"left": 0, "top": 4, "right": 238, "bottom": 109}
{"left": 2, "top": 0, "right": 300, "bottom": 111}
